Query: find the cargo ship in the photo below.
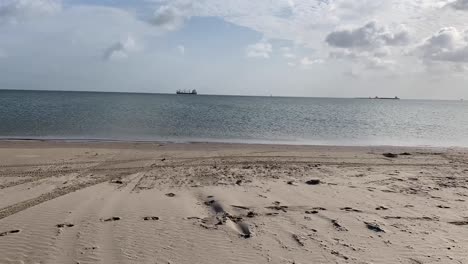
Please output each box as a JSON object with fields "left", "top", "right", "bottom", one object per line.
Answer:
{"left": 371, "top": 96, "right": 400, "bottom": 100}
{"left": 357, "top": 96, "right": 400, "bottom": 100}
{"left": 176, "top": 89, "right": 197, "bottom": 95}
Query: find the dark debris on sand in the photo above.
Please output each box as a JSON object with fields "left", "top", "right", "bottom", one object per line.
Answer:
{"left": 365, "top": 222, "right": 385, "bottom": 232}
{"left": 0, "top": 229, "right": 20, "bottom": 237}
{"left": 102, "top": 216, "right": 121, "bottom": 222}
{"left": 383, "top": 153, "right": 398, "bottom": 158}
{"left": 306, "top": 179, "right": 321, "bottom": 185}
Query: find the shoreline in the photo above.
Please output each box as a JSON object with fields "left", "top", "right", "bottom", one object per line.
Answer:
{"left": 0, "top": 137, "right": 466, "bottom": 150}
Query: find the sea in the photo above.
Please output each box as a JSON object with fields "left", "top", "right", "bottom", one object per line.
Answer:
{"left": 1, "top": 89, "right": 467, "bottom": 147}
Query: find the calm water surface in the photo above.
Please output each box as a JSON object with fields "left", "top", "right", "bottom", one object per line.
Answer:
{"left": 1, "top": 90, "right": 467, "bottom": 147}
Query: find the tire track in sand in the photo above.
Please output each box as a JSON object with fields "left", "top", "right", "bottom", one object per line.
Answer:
{"left": 0, "top": 156, "right": 159, "bottom": 220}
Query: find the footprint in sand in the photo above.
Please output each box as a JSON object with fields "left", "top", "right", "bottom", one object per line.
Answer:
{"left": 56, "top": 223, "right": 75, "bottom": 228}
{"left": 143, "top": 216, "right": 160, "bottom": 221}
{"left": 266, "top": 212, "right": 279, "bottom": 216}
{"left": 331, "top": 220, "right": 348, "bottom": 231}
{"left": 111, "top": 179, "right": 124, "bottom": 184}
{"left": 448, "top": 221, "right": 468, "bottom": 226}
{"left": 237, "top": 222, "right": 252, "bottom": 238}
{"left": 246, "top": 211, "right": 257, "bottom": 218}
{"left": 224, "top": 217, "right": 252, "bottom": 238}
{"left": 383, "top": 153, "right": 398, "bottom": 158}
{"left": 376, "top": 206, "right": 389, "bottom": 210}
{"left": 266, "top": 205, "right": 288, "bottom": 212}
{"left": 101, "top": 217, "right": 121, "bottom": 222}
{"left": 437, "top": 205, "right": 451, "bottom": 209}
{"left": 84, "top": 246, "right": 98, "bottom": 251}
{"left": 202, "top": 199, "right": 253, "bottom": 238}
{"left": 287, "top": 180, "right": 298, "bottom": 186}
{"left": 304, "top": 207, "right": 327, "bottom": 214}
{"left": 0, "top": 229, "right": 21, "bottom": 237}
{"left": 266, "top": 201, "right": 288, "bottom": 212}
{"left": 340, "top": 207, "right": 363, "bottom": 213}
{"left": 205, "top": 200, "right": 225, "bottom": 214}
{"left": 313, "top": 207, "right": 327, "bottom": 211}
{"left": 292, "top": 234, "right": 305, "bottom": 246}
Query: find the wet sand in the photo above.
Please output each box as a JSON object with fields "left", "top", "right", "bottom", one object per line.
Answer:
{"left": 0, "top": 141, "right": 467, "bottom": 264}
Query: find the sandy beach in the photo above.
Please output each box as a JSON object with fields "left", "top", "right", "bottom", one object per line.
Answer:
{"left": 0, "top": 141, "right": 467, "bottom": 264}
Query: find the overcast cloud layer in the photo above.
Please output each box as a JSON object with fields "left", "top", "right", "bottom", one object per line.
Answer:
{"left": 0, "top": 0, "right": 468, "bottom": 99}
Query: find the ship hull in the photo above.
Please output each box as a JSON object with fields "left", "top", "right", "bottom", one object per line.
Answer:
{"left": 176, "top": 92, "right": 197, "bottom": 95}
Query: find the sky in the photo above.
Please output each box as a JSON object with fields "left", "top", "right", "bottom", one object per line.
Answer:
{"left": 0, "top": 0, "right": 468, "bottom": 99}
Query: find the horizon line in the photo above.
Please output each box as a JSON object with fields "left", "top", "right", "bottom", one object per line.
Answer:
{"left": 0, "top": 88, "right": 465, "bottom": 101}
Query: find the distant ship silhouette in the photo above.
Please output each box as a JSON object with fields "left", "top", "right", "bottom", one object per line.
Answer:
{"left": 357, "top": 96, "right": 400, "bottom": 100}
{"left": 371, "top": 96, "right": 399, "bottom": 100}
{"left": 176, "top": 89, "right": 197, "bottom": 95}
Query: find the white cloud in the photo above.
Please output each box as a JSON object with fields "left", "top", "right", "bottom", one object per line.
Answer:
{"left": 150, "top": 5, "right": 189, "bottom": 31}
{"left": 177, "top": 44, "right": 185, "bottom": 55}
{"left": 281, "top": 47, "right": 296, "bottom": 59}
{"left": 103, "top": 36, "right": 139, "bottom": 61}
{"left": 417, "top": 27, "right": 468, "bottom": 63}
{"left": 329, "top": 48, "right": 392, "bottom": 60}
{"left": 300, "top": 56, "right": 323, "bottom": 66}
{"left": 0, "top": 0, "right": 61, "bottom": 25}
{"left": 365, "top": 57, "right": 396, "bottom": 70}
{"left": 325, "top": 21, "right": 411, "bottom": 73}
{"left": 183, "top": 0, "right": 464, "bottom": 48}
{"left": 246, "top": 41, "right": 272, "bottom": 58}
{"left": 373, "top": 47, "right": 391, "bottom": 57}
{"left": 343, "top": 69, "right": 360, "bottom": 78}
{"left": 329, "top": 49, "right": 359, "bottom": 59}
{"left": 330, "top": 0, "right": 386, "bottom": 20}
{"left": 326, "top": 21, "right": 409, "bottom": 49}
{"left": 333, "top": 51, "right": 399, "bottom": 73}
{"left": 449, "top": 0, "right": 468, "bottom": 10}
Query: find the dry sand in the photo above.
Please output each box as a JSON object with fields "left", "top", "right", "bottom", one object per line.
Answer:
{"left": 0, "top": 141, "right": 467, "bottom": 264}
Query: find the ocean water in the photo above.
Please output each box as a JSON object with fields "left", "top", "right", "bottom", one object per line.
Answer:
{"left": 0, "top": 89, "right": 467, "bottom": 147}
